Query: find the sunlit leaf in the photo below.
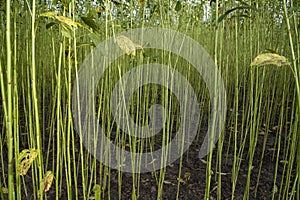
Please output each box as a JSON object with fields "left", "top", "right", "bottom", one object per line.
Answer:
{"left": 250, "top": 53, "right": 290, "bottom": 67}
{"left": 17, "top": 149, "right": 38, "bottom": 176}
{"left": 39, "top": 11, "right": 57, "bottom": 18}
{"left": 41, "top": 171, "right": 54, "bottom": 192}
{"left": 137, "top": 0, "right": 146, "bottom": 8}
{"left": 55, "top": 16, "right": 78, "bottom": 28}
{"left": 95, "top": 6, "right": 102, "bottom": 14}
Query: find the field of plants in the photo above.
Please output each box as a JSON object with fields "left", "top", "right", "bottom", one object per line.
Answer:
{"left": 0, "top": 0, "right": 299, "bottom": 199}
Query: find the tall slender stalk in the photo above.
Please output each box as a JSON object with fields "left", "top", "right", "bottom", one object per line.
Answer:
{"left": 5, "top": 0, "right": 14, "bottom": 199}
{"left": 283, "top": 0, "right": 300, "bottom": 198}
{"left": 31, "top": 0, "right": 44, "bottom": 198}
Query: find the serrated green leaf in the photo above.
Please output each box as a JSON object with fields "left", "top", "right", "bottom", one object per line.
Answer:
{"left": 251, "top": 53, "right": 290, "bottom": 67}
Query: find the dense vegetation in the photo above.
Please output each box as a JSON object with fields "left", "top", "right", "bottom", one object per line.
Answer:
{"left": 0, "top": 0, "right": 299, "bottom": 199}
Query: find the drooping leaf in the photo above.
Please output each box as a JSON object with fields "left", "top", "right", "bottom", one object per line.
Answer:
{"left": 61, "top": 24, "right": 73, "bottom": 38}
{"left": 137, "top": 0, "right": 146, "bottom": 8}
{"left": 250, "top": 53, "right": 290, "bottom": 67}
{"left": 55, "top": 16, "right": 78, "bottom": 28}
{"left": 116, "top": 35, "right": 137, "bottom": 56}
{"left": 116, "top": 35, "right": 143, "bottom": 56}
{"left": 81, "top": 16, "right": 99, "bottom": 33}
{"left": 218, "top": 6, "right": 258, "bottom": 23}
{"left": 41, "top": 171, "right": 54, "bottom": 193}
{"left": 39, "top": 11, "right": 57, "bottom": 18}
{"left": 17, "top": 149, "right": 38, "bottom": 176}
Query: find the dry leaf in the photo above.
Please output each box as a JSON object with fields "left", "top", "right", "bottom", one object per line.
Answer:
{"left": 116, "top": 35, "right": 143, "bottom": 56}
{"left": 137, "top": 0, "right": 146, "bottom": 7}
{"left": 251, "top": 53, "right": 290, "bottom": 67}
{"left": 41, "top": 171, "right": 54, "bottom": 192}
{"left": 17, "top": 149, "right": 38, "bottom": 176}
{"left": 184, "top": 172, "right": 191, "bottom": 181}
{"left": 2, "top": 187, "right": 8, "bottom": 194}
{"left": 177, "top": 177, "right": 185, "bottom": 183}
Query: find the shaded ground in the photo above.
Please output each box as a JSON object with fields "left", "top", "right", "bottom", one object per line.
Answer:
{"left": 1, "top": 119, "right": 289, "bottom": 200}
